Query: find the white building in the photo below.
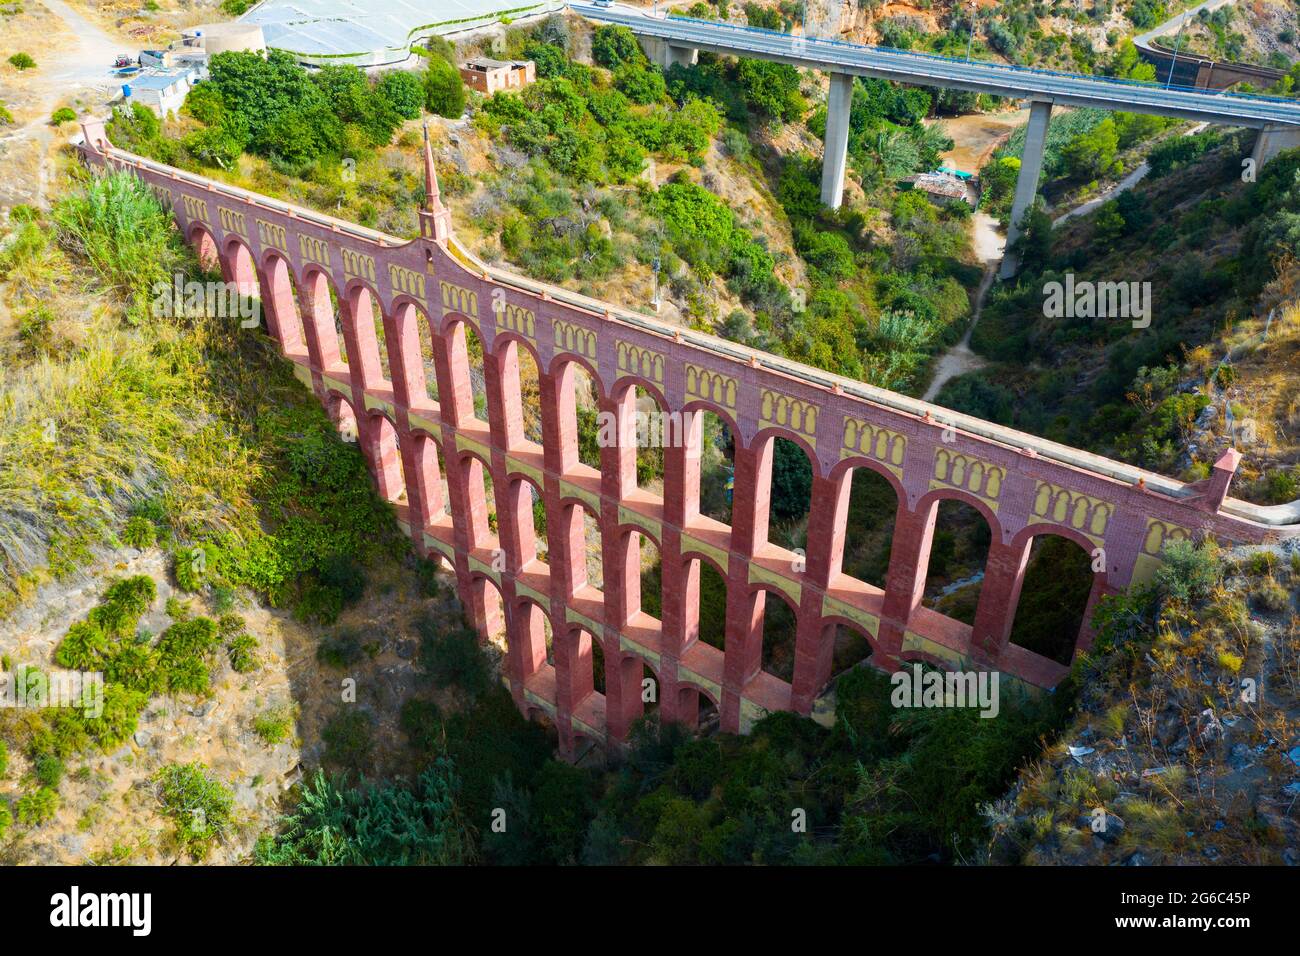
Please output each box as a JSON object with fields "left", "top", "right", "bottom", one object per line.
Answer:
{"left": 124, "top": 69, "right": 195, "bottom": 117}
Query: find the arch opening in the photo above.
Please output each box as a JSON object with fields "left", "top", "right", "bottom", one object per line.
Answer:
{"left": 841, "top": 466, "right": 899, "bottom": 590}
{"left": 1007, "top": 534, "right": 1096, "bottom": 666}
{"left": 368, "top": 414, "right": 407, "bottom": 504}
{"left": 921, "top": 500, "right": 992, "bottom": 626}
{"left": 765, "top": 436, "right": 814, "bottom": 553}
{"left": 262, "top": 254, "right": 306, "bottom": 357}
{"left": 695, "top": 410, "right": 734, "bottom": 526}
{"left": 828, "top": 622, "right": 876, "bottom": 681}
{"left": 327, "top": 392, "right": 358, "bottom": 444}
{"left": 301, "top": 269, "right": 345, "bottom": 370}
{"left": 760, "top": 587, "right": 800, "bottom": 684}
{"left": 472, "top": 574, "right": 507, "bottom": 652}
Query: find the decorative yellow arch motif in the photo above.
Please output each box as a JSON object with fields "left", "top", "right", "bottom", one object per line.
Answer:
{"left": 554, "top": 319, "right": 597, "bottom": 361}
{"left": 685, "top": 364, "right": 737, "bottom": 410}
{"left": 218, "top": 207, "right": 248, "bottom": 239}
{"left": 931, "top": 448, "right": 1005, "bottom": 509}
{"left": 760, "top": 389, "right": 818, "bottom": 448}
{"left": 389, "top": 264, "right": 426, "bottom": 301}
{"left": 616, "top": 341, "right": 665, "bottom": 385}
{"left": 256, "top": 219, "right": 288, "bottom": 254}
{"left": 298, "top": 234, "right": 330, "bottom": 269}
{"left": 1029, "top": 480, "right": 1113, "bottom": 542}
{"left": 439, "top": 279, "right": 476, "bottom": 317}
{"left": 342, "top": 248, "right": 378, "bottom": 284}
{"left": 147, "top": 184, "right": 174, "bottom": 210}
{"left": 1132, "top": 517, "right": 1193, "bottom": 584}
{"left": 498, "top": 301, "right": 536, "bottom": 343}
{"left": 182, "top": 195, "right": 210, "bottom": 224}
{"left": 840, "top": 416, "right": 907, "bottom": 478}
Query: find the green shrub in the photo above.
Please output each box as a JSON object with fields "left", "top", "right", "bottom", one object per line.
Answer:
{"left": 154, "top": 763, "right": 233, "bottom": 861}
{"left": 174, "top": 543, "right": 218, "bottom": 592}
{"left": 400, "top": 698, "right": 443, "bottom": 752}
{"left": 54, "top": 621, "right": 110, "bottom": 670}
{"left": 89, "top": 575, "right": 156, "bottom": 637}
{"left": 121, "top": 515, "right": 157, "bottom": 549}
{"left": 32, "top": 753, "right": 63, "bottom": 789}
{"left": 253, "top": 705, "right": 295, "bottom": 746}
{"left": 1155, "top": 539, "right": 1222, "bottom": 604}
{"left": 321, "top": 708, "right": 374, "bottom": 772}
{"left": 415, "top": 616, "right": 490, "bottom": 697}
{"left": 16, "top": 786, "right": 58, "bottom": 825}
{"left": 227, "top": 633, "right": 259, "bottom": 673}
{"left": 104, "top": 642, "right": 163, "bottom": 695}
{"left": 157, "top": 617, "right": 219, "bottom": 694}
{"left": 1250, "top": 577, "right": 1290, "bottom": 612}
{"left": 255, "top": 761, "right": 473, "bottom": 865}
{"left": 316, "top": 630, "right": 366, "bottom": 669}
{"left": 0, "top": 800, "right": 10, "bottom": 839}
{"left": 8, "top": 52, "right": 36, "bottom": 70}
{"left": 49, "top": 107, "right": 76, "bottom": 125}
{"left": 425, "top": 58, "right": 465, "bottom": 118}
{"left": 0, "top": 740, "right": 7, "bottom": 777}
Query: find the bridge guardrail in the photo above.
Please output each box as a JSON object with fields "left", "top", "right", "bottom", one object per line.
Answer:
{"left": 575, "top": 6, "right": 1300, "bottom": 120}
{"left": 652, "top": 12, "right": 1300, "bottom": 107}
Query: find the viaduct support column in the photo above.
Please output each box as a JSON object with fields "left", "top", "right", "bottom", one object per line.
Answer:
{"left": 969, "top": 538, "right": 1031, "bottom": 664}
{"left": 791, "top": 471, "right": 850, "bottom": 713}
{"left": 638, "top": 36, "right": 698, "bottom": 70}
{"left": 431, "top": 327, "right": 499, "bottom": 640}
{"left": 599, "top": 388, "right": 641, "bottom": 744}
{"left": 820, "top": 72, "right": 854, "bottom": 209}
{"left": 657, "top": 410, "right": 702, "bottom": 726}
{"left": 721, "top": 439, "right": 772, "bottom": 732}
{"left": 1252, "top": 123, "right": 1300, "bottom": 170}
{"left": 999, "top": 99, "right": 1053, "bottom": 280}
{"left": 875, "top": 500, "right": 937, "bottom": 662}
{"left": 539, "top": 366, "right": 591, "bottom": 758}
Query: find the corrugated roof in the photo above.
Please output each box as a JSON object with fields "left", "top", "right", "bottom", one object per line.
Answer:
{"left": 240, "top": 0, "right": 564, "bottom": 61}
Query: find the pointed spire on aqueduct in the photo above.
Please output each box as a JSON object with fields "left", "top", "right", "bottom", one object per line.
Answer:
{"left": 420, "top": 122, "right": 451, "bottom": 243}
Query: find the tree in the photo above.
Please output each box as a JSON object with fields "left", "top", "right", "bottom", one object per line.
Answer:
{"left": 426, "top": 57, "right": 466, "bottom": 118}
{"left": 737, "top": 60, "right": 805, "bottom": 121}
{"left": 1061, "top": 117, "right": 1120, "bottom": 180}
{"left": 183, "top": 116, "right": 249, "bottom": 168}
{"left": 614, "top": 63, "right": 666, "bottom": 105}
{"left": 770, "top": 439, "right": 812, "bottom": 521}
{"left": 377, "top": 70, "right": 424, "bottom": 120}
{"left": 206, "top": 50, "right": 333, "bottom": 157}
{"left": 591, "top": 25, "right": 645, "bottom": 69}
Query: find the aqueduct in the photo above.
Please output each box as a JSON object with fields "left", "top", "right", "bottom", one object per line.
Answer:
{"left": 79, "top": 119, "right": 1297, "bottom": 759}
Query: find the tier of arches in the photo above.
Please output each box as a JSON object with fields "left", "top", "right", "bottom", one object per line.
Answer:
{"left": 197, "top": 224, "right": 1108, "bottom": 746}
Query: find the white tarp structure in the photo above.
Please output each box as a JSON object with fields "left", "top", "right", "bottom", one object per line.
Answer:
{"left": 240, "top": 0, "right": 565, "bottom": 66}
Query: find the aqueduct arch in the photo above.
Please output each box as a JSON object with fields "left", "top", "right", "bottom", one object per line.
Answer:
{"left": 80, "top": 119, "right": 1298, "bottom": 761}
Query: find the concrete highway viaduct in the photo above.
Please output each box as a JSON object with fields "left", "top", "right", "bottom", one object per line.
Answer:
{"left": 79, "top": 120, "right": 1299, "bottom": 761}
{"left": 572, "top": 3, "right": 1300, "bottom": 278}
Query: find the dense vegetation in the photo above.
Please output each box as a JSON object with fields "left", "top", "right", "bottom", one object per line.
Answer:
{"left": 944, "top": 135, "right": 1300, "bottom": 500}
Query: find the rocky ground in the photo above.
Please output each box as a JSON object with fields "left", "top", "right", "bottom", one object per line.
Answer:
{"left": 0, "top": 543, "right": 467, "bottom": 864}
{"left": 983, "top": 547, "right": 1300, "bottom": 866}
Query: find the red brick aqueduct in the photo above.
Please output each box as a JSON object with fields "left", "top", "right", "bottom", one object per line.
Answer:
{"left": 79, "top": 119, "right": 1299, "bottom": 759}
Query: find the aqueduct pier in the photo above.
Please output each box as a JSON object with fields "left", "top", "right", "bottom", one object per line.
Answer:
{"left": 80, "top": 121, "right": 1298, "bottom": 759}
